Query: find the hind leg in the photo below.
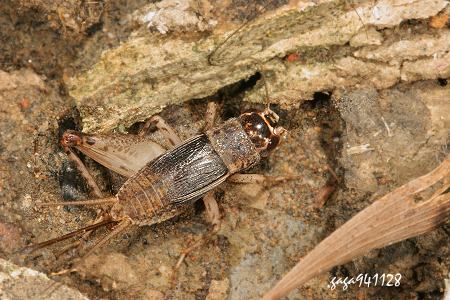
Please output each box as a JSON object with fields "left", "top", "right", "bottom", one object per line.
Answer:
{"left": 140, "top": 102, "right": 216, "bottom": 149}
{"left": 138, "top": 115, "right": 182, "bottom": 147}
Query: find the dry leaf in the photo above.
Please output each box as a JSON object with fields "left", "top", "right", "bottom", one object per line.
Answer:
{"left": 263, "top": 154, "right": 450, "bottom": 299}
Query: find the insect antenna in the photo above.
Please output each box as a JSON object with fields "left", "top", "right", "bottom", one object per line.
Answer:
{"left": 260, "top": 67, "right": 272, "bottom": 111}
{"left": 208, "top": 19, "right": 251, "bottom": 66}
{"left": 20, "top": 218, "right": 118, "bottom": 254}
{"left": 249, "top": 59, "right": 274, "bottom": 111}
{"left": 349, "top": 2, "right": 369, "bottom": 40}
{"left": 208, "top": 0, "right": 280, "bottom": 66}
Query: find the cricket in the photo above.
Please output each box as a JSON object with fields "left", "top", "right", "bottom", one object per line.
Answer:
{"left": 27, "top": 101, "right": 296, "bottom": 273}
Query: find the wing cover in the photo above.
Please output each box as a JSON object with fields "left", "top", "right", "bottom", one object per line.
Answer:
{"left": 124, "top": 134, "right": 228, "bottom": 205}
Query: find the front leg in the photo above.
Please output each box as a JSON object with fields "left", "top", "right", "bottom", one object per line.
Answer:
{"left": 228, "top": 173, "right": 302, "bottom": 185}
{"left": 204, "top": 101, "right": 218, "bottom": 131}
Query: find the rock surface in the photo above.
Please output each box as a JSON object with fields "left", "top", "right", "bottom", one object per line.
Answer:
{"left": 67, "top": 0, "right": 449, "bottom": 133}
{"left": 0, "top": 258, "right": 88, "bottom": 300}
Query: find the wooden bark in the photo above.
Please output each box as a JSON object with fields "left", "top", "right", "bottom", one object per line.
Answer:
{"left": 67, "top": 0, "right": 449, "bottom": 133}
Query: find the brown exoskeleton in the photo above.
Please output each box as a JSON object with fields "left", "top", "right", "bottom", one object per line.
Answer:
{"left": 29, "top": 102, "right": 295, "bottom": 271}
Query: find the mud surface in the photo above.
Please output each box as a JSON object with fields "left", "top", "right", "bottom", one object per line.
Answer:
{"left": 0, "top": 1, "right": 449, "bottom": 300}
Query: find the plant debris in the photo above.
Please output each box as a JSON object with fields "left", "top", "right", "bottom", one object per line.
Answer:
{"left": 263, "top": 154, "right": 450, "bottom": 299}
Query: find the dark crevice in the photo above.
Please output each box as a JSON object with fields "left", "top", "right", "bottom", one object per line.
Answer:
{"left": 437, "top": 78, "right": 447, "bottom": 86}
{"left": 301, "top": 91, "right": 332, "bottom": 110}
{"left": 203, "top": 71, "right": 264, "bottom": 120}
{"left": 57, "top": 108, "right": 82, "bottom": 139}
{"left": 57, "top": 107, "right": 124, "bottom": 202}
{"left": 85, "top": 21, "right": 104, "bottom": 37}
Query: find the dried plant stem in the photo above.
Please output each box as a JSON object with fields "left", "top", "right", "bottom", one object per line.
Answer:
{"left": 263, "top": 155, "right": 450, "bottom": 300}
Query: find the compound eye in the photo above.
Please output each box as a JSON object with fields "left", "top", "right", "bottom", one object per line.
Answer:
{"left": 242, "top": 113, "right": 270, "bottom": 135}
{"left": 239, "top": 110, "right": 285, "bottom": 153}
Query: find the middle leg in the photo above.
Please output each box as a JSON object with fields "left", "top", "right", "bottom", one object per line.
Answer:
{"left": 138, "top": 115, "right": 182, "bottom": 148}
{"left": 202, "top": 101, "right": 221, "bottom": 227}
{"left": 175, "top": 191, "right": 221, "bottom": 269}
{"left": 175, "top": 102, "right": 221, "bottom": 268}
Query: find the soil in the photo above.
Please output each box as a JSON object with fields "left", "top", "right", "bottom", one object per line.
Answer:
{"left": 0, "top": 1, "right": 449, "bottom": 300}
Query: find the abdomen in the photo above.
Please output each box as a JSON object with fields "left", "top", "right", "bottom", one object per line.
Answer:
{"left": 117, "top": 135, "right": 229, "bottom": 225}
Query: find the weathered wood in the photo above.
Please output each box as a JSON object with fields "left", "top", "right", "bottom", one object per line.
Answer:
{"left": 67, "top": 0, "right": 449, "bottom": 133}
